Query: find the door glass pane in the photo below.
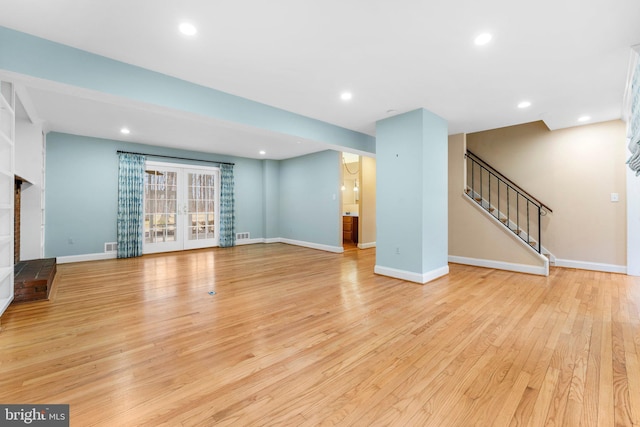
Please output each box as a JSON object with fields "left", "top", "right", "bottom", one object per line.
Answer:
{"left": 187, "top": 172, "right": 216, "bottom": 241}
{"left": 144, "top": 170, "right": 178, "bottom": 244}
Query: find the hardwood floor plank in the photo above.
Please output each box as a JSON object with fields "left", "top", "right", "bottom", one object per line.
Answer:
{"left": 0, "top": 244, "right": 639, "bottom": 426}
{"left": 598, "top": 279, "right": 615, "bottom": 427}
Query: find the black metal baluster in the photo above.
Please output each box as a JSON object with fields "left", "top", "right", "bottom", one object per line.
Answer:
{"left": 526, "top": 200, "right": 530, "bottom": 247}
{"left": 516, "top": 193, "right": 520, "bottom": 238}
{"left": 537, "top": 205, "right": 541, "bottom": 253}
{"left": 488, "top": 172, "right": 491, "bottom": 215}
{"left": 471, "top": 159, "right": 474, "bottom": 200}
{"left": 497, "top": 178, "right": 500, "bottom": 220}
{"left": 507, "top": 184, "right": 511, "bottom": 230}
{"left": 480, "top": 165, "right": 483, "bottom": 207}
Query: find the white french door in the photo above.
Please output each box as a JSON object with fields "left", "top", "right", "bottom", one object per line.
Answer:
{"left": 143, "top": 162, "right": 220, "bottom": 254}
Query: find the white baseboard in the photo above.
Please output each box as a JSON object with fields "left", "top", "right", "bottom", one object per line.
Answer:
{"left": 57, "top": 252, "right": 117, "bottom": 264}
{"left": 374, "top": 264, "right": 449, "bottom": 284}
{"left": 279, "top": 238, "right": 344, "bottom": 253}
{"left": 358, "top": 242, "right": 376, "bottom": 249}
{"left": 554, "top": 259, "right": 627, "bottom": 274}
{"left": 235, "top": 238, "right": 265, "bottom": 246}
{"left": 53, "top": 238, "right": 345, "bottom": 264}
{"left": 448, "top": 255, "right": 549, "bottom": 276}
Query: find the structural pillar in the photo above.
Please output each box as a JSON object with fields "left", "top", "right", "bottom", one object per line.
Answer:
{"left": 375, "top": 108, "right": 448, "bottom": 283}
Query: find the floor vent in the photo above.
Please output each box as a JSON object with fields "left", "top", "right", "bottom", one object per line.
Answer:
{"left": 104, "top": 242, "right": 118, "bottom": 253}
{"left": 236, "top": 232, "right": 250, "bottom": 240}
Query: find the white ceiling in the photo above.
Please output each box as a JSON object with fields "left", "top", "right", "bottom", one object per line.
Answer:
{"left": 2, "top": 0, "right": 639, "bottom": 159}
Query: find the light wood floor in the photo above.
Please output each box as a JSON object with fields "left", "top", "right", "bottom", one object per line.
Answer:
{"left": 1, "top": 244, "right": 639, "bottom": 426}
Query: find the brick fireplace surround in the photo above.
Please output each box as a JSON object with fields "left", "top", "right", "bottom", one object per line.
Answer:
{"left": 13, "top": 177, "right": 57, "bottom": 303}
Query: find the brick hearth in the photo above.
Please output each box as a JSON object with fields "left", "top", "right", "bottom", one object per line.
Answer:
{"left": 14, "top": 258, "right": 57, "bottom": 303}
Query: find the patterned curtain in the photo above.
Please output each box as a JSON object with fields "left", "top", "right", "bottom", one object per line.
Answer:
{"left": 117, "top": 153, "right": 146, "bottom": 258}
{"left": 628, "top": 57, "right": 640, "bottom": 175}
{"left": 219, "top": 164, "right": 236, "bottom": 247}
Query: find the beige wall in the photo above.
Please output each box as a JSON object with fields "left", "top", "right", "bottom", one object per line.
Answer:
{"left": 359, "top": 156, "right": 376, "bottom": 247}
{"left": 467, "top": 120, "right": 627, "bottom": 267}
{"left": 449, "top": 133, "right": 547, "bottom": 272}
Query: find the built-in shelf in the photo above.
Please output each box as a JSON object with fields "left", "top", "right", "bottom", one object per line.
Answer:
{"left": 0, "top": 79, "right": 14, "bottom": 319}
{"left": 0, "top": 131, "right": 12, "bottom": 146}
{"left": 0, "top": 266, "right": 11, "bottom": 283}
{"left": 0, "top": 96, "right": 14, "bottom": 115}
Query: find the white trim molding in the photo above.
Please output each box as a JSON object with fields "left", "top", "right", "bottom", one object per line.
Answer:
{"left": 235, "top": 238, "right": 264, "bottom": 246}
{"left": 374, "top": 264, "right": 449, "bottom": 284}
{"left": 279, "top": 238, "right": 344, "bottom": 254}
{"left": 55, "top": 238, "right": 346, "bottom": 264}
{"left": 57, "top": 252, "right": 117, "bottom": 264}
{"left": 448, "top": 255, "right": 549, "bottom": 276}
{"left": 554, "top": 259, "right": 627, "bottom": 274}
{"left": 358, "top": 241, "right": 376, "bottom": 249}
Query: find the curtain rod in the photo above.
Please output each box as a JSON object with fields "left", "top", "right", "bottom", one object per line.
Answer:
{"left": 117, "top": 150, "right": 235, "bottom": 166}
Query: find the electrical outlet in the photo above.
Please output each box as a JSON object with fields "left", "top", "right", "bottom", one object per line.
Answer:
{"left": 395, "top": 247, "right": 400, "bottom": 255}
{"left": 611, "top": 193, "right": 619, "bottom": 202}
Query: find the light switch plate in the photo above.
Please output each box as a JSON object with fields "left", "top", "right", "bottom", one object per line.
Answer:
{"left": 611, "top": 193, "right": 619, "bottom": 202}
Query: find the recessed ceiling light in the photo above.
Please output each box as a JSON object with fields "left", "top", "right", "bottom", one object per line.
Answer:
{"left": 120, "top": 128, "right": 130, "bottom": 135}
{"left": 474, "top": 33, "right": 492, "bottom": 46}
{"left": 179, "top": 22, "right": 197, "bottom": 36}
{"left": 340, "top": 92, "right": 353, "bottom": 101}
{"left": 259, "top": 150, "right": 266, "bottom": 155}
{"left": 517, "top": 101, "right": 531, "bottom": 109}
{"left": 578, "top": 115, "right": 591, "bottom": 122}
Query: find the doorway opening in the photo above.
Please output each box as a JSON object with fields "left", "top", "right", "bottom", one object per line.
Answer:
{"left": 342, "top": 153, "right": 360, "bottom": 250}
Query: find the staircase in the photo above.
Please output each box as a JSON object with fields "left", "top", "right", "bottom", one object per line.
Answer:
{"left": 465, "top": 150, "right": 552, "bottom": 255}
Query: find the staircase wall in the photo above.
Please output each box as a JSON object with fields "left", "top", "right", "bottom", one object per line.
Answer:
{"left": 466, "top": 120, "right": 627, "bottom": 273}
{"left": 449, "top": 134, "right": 547, "bottom": 274}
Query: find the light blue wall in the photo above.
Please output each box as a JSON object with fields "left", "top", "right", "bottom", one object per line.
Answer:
{"left": 45, "top": 133, "right": 342, "bottom": 257}
{"left": 376, "top": 109, "right": 448, "bottom": 275}
{"left": 45, "top": 132, "right": 264, "bottom": 257}
{"left": 262, "top": 160, "right": 280, "bottom": 239}
{"left": 420, "top": 111, "right": 448, "bottom": 271}
{"left": 0, "top": 26, "right": 375, "bottom": 154}
{"left": 279, "top": 151, "right": 341, "bottom": 247}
